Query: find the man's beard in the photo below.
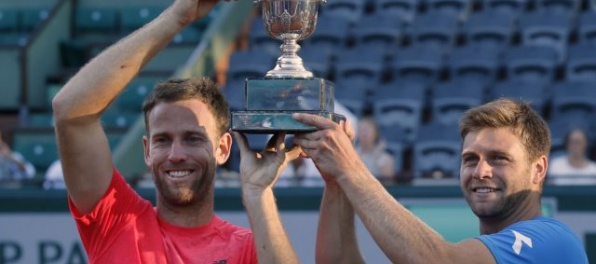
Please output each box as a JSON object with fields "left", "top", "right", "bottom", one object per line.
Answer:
{"left": 153, "top": 162, "right": 216, "bottom": 207}
{"left": 469, "top": 189, "right": 533, "bottom": 221}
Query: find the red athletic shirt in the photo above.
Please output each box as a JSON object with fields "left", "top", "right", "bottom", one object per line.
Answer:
{"left": 69, "top": 169, "right": 257, "bottom": 264}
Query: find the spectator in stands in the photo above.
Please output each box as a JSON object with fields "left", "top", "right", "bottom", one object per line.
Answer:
{"left": 43, "top": 159, "right": 65, "bottom": 189}
{"left": 355, "top": 116, "right": 394, "bottom": 184}
{"left": 293, "top": 98, "right": 588, "bottom": 263}
{"left": 0, "top": 131, "right": 36, "bottom": 186}
{"left": 548, "top": 128, "right": 596, "bottom": 184}
{"left": 279, "top": 157, "right": 321, "bottom": 187}
{"left": 51, "top": 0, "right": 300, "bottom": 263}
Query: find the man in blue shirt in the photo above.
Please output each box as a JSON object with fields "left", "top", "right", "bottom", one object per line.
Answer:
{"left": 294, "top": 98, "right": 588, "bottom": 263}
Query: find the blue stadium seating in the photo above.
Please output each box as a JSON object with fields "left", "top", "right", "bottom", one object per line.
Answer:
{"left": 413, "top": 121, "right": 461, "bottom": 178}
{"left": 550, "top": 81, "right": 596, "bottom": 120}
{"left": 431, "top": 79, "right": 485, "bottom": 125}
{"left": 504, "top": 45, "right": 558, "bottom": 85}
{"left": 373, "top": 82, "right": 425, "bottom": 143}
{"left": 426, "top": 0, "right": 473, "bottom": 20}
{"left": 227, "top": 50, "right": 274, "bottom": 81}
{"left": 408, "top": 11, "right": 459, "bottom": 52}
{"left": 249, "top": 17, "right": 279, "bottom": 57}
{"left": 390, "top": 45, "right": 444, "bottom": 86}
{"left": 21, "top": 8, "right": 49, "bottom": 32}
{"left": 0, "top": 9, "right": 19, "bottom": 32}
{"left": 489, "top": 79, "right": 549, "bottom": 114}
{"left": 519, "top": 10, "right": 572, "bottom": 63}
{"left": 536, "top": 0, "right": 581, "bottom": 14}
{"left": 462, "top": 10, "right": 514, "bottom": 51}
{"left": 306, "top": 15, "right": 352, "bottom": 56}
{"left": 321, "top": 0, "right": 366, "bottom": 23}
{"left": 335, "top": 79, "right": 371, "bottom": 117}
{"left": 120, "top": 6, "right": 162, "bottom": 33}
{"left": 300, "top": 45, "right": 333, "bottom": 79}
{"left": 374, "top": 0, "right": 420, "bottom": 24}
{"left": 566, "top": 43, "right": 596, "bottom": 82}
{"left": 448, "top": 44, "right": 501, "bottom": 87}
{"left": 222, "top": 79, "right": 246, "bottom": 111}
{"left": 334, "top": 46, "right": 386, "bottom": 85}
{"left": 482, "top": 0, "right": 528, "bottom": 16}
{"left": 352, "top": 13, "right": 402, "bottom": 53}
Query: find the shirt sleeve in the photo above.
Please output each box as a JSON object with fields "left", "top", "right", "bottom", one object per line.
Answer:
{"left": 69, "top": 168, "right": 151, "bottom": 257}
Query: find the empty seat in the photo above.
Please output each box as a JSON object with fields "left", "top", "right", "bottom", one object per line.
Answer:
{"left": 448, "top": 44, "right": 501, "bottom": 87}
{"left": 120, "top": 6, "right": 162, "bottom": 33}
{"left": 115, "top": 77, "right": 158, "bottom": 112}
{"left": 482, "top": 0, "right": 528, "bottom": 16}
{"left": 373, "top": 82, "right": 425, "bottom": 143}
{"left": 101, "top": 110, "right": 139, "bottom": 129}
{"left": 227, "top": 50, "right": 274, "bottom": 81}
{"left": 504, "top": 45, "right": 558, "bottom": 85}
{"left": 374, "top": 0, "right": 420, "bottom": 24}
{"left": 334, "top": 47, "right": 386, "bottom": 85}
{"left": 352, "top": 13, "right": 402, "bottom": 53}
{"left": 519, "top": 10, "right": 572, "bottom": 63}
{"left": 0, "top": 9, "right": 19, "bottom": 32}
{"left": 335, "top": 79, "right": 371, "bottom": 117}
{"left": 391, "top": 45, "right": 444, "bottom": 86}
{"left": 577, "top": 11, "right": 596, "bottom": 45}
{"left": 535, "top": 0, "right": 581, "bottom": 14}
{"left": 321, "top": 0, "right": 366, "bottom": 23}
{"left": 426, "top": 0, "right": 472, "bottom": 20}
{"left": 222, "top": 79, "right": 246, "bottom": 111}
{"left": 300, "top": 45, "right": 333, "bottom": 78}
{"left": 431, "top": 79, "right": 485, "bottom": 125}
{"left": 550, "top": 81, "right": 596, "bottom": 120}
{"left": 409, "top": 11, "right": 459, "bottom": 52}
{"left": 249, "top": 17, "right": 279, "bottom": 57}
{"left": 307, "top": 15, "right": 351, "bottom": 55}
{"left": 566, "top": 43, "right": 596, "bottom": 82}
{"left": 413, "top": 121, "right": 461, "bottom": 178}
{"left": 488, "top": 79, "right": 548, "bottom": 114}
{"left": 462, "top": 10, "right": 514, "bottom": 51}
{"left": 75, "top": 8, "right": 119, "bottom": 36}
{"left": 21, "top": 8, "right": 49, "bottom": 32}
{"left": 12, "top": 131, "right": 59, "bottom": 172}
{"left": 27, "top": 113, "right": 55, "bottom": 128}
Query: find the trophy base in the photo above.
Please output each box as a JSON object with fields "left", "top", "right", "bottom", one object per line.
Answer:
{"left": 231, "top": 111, "right": 345, "bottom": 133}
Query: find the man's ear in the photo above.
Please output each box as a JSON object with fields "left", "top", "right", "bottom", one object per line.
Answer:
{"left": 143, "top": 135, "right": 150, "bottom": 167}
{"left": 215, "top": 132, "right": 232, "bottom": 165}
{"left": 532, "top": 155, "right": 548, "bottom": 186}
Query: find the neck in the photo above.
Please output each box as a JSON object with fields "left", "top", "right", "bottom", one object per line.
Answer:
{"left": 478, "top": 192, "right": 542, "bottom": 235}
{"left": 156, "top": 193, "right": 215, "bottom": 227}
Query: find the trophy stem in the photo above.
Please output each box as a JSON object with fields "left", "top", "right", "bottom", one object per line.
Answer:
{"left": 266, "top": 33, "right": 313, "bottom": 79}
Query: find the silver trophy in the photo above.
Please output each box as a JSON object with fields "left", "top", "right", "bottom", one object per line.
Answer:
{"left": 231, "top": 0, "right": 344, "bottom": 133}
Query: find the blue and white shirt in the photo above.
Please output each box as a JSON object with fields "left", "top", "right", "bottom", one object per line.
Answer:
{"left": 477, "top": 217, "right": 588, "bottom": 264}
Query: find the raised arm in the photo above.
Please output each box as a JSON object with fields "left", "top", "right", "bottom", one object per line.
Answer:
{"left": 233, "top": 132, "right": 301, "bottom": 263}
{"left": 52, "top": 0, "right": 219, "bottom": 214}
{"left": 293, "top": 114, "right": 495, "bottom": 264}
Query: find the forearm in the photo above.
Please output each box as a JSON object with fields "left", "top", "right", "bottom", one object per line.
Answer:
{"left": 316, "top": 182, "right": 364, "bottom": 264}
{"left": 243, "top": 188, "right": 299, "bottom": 264}
{"left": 52, "top": 7, "right": 185, "bottom": 121}
{"left": 337, "top": 167, "right": 454, "bottom": 263}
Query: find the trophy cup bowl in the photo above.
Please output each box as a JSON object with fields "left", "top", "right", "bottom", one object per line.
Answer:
{"left": 256, "top": 0, "right": 325, "bottom": 78}
{"left": 230, "top": 0, "right": 344, "bottom": 133}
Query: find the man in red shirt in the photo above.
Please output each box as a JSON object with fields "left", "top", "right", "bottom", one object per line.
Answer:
{"left": 53, "top": 0, "right": 300, "bottom": 263}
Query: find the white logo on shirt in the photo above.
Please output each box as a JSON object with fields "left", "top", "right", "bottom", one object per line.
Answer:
{"left": 512, "top": 230, "right": 533, "bottom": 255}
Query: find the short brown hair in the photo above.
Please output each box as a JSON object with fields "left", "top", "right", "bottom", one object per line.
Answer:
{"left": 142, "top": 77, "right": 230, "bottom": 136}
{"left": 459, "top": 98, "right": 551, "bottom": 162}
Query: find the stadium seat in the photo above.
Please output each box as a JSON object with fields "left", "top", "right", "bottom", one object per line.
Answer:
{"left": 12, "top": 131, "right": 59, "bottom": 172}
{"left": 488, "top": 79, "right": 549, "bottom": 114}
{"left": 352, "top": 13, "right": 402, "bottom": 53}
{"left": 334, "top": 79, "right": 371, "bottom": 117}
{"left": 0, "top": 9, "right": 19, "bottom": 33}
{"left": 482, "top": 0, "right": 528, "bottom": 16}
{"left": 227, "top": 50, "right": 275, "bottom": 81}
{"left": 306, "top": 15, "right": 351, "bottom": 55}
{"left": 27, "top": 113, "right": 55, "bottom": 128}
{"left": 21, "top": 8, "right": 49, "bottom": 32}
{"left": 431, "top": 79, "right": 484, "bottom": 125}
{"left": 426, "top": 0, "right": 472, "bottom": 20}
{"left": 519, "top": 10, "right": 572, "bottom": 63}
{"left": 566, "top": 43, "right": 596, "bottom": 82}
{"left": 391, "top": 45, "right": 444, "bottom": 86}
{"left": 448, "top": 44, "right": 501, "bottom": 87}
{"left": 548, "top": 115, "right": 595, "bottom": 157}
{"left": 374, "top": 0, "right": 420, "bottom": 24}
{"left": 504, "top": 45, "right": 558, "bottom": 85}
{"left": 462, "top": 10, "right": 514, "bottom": 51}
{"left": 409, "top": 11, "right": 459, "bottom": 52}
{"left": 334, "top": 46, "right": 386, "bottom": 85}
{"left": 550, "top": 81, "right": 596, "bottom": 120}
{"left": 172, "top": 27, "right": 203, "bottom": 45}
{"left": 373, "top": 82, "right": 425, "bottom": 143}
{"left": 222, "top": 79, "right": 246, "bottom": 111}
{"left": 249, "top": 17, "right": 279, "bottom": 57}
{"left": 120, "top": 6, "right": 162, "bottom": 33}
{"left": 101, "top": 110, "right": 139, "bottom": 129}
{"left": 535, "top": 0, "right": 581, "bottom": 14}
{"left": 413, "top": 121, "right": 461, "bottom": 178}
{"left": 115, "top": 77, "right": 159, "bottom": 112}
{"left": 300, "top": 45, "right": 332, "bottom": 78}
{"left": 578, "top": 11, "right": 596, "bottom": 45}
{"left": 75, "top": 8, "right": 119, "bottom": 36}
{"left": 321, "top": 0, "right": 366, "bottom": 23}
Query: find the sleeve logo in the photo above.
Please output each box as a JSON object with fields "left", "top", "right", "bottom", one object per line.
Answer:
{"left": 511, "top": 230, "right": 533, "bottom": 255}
